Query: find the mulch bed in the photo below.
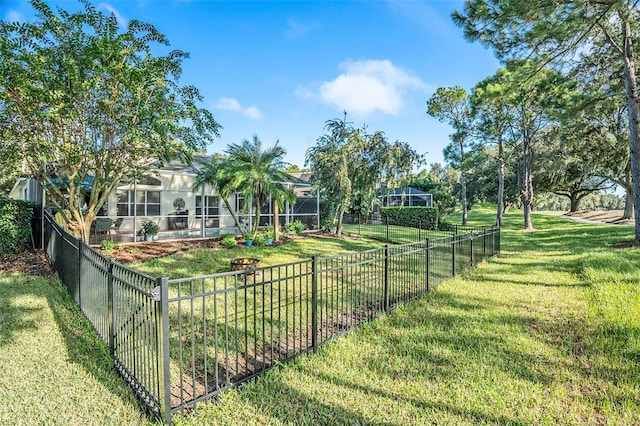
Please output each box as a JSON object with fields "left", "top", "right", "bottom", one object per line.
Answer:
{"left": 0, "top": 231, "right": 354, "bottom": 277}
{"left": 0, "top": 250, "right": 56, "bottom": 277}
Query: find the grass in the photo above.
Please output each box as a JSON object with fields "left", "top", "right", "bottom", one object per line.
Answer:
{"left": 0, "top": 274, "right": 153, "bottom": 426}
{"left": 171, "top": 205, "right": 640, "bottom": 425}
{"left": 133, "top": 235, "right": 383, "bottom": 279}
{"left": 1, "top": 203, "right": 639, "bottom": 425}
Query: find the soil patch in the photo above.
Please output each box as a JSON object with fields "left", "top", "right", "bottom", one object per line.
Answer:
{"left": 564, "top": 210, "right": 633, "bottom": 225}
{"left": 0, "top": 250, "right": 55, "bottom": 277}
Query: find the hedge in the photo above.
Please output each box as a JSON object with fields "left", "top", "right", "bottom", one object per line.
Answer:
{"left": 380, "top": 206, "right": 438, "bottom": 229}
{"left": 0, "top": 197, "right": 36, "bottom": 259}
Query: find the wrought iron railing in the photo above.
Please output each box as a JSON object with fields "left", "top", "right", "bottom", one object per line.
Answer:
{"left": 42, "top": 209, "right": 499, "bottom": 424}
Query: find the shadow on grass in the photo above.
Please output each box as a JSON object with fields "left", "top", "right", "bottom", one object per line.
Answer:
{"left": 42, "top": 277, "right": 152, "bottom": 421}
{"left": 0, "top": 276, "right": 43, "bottom": 347}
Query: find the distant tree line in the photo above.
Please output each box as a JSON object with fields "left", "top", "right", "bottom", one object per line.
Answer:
{"left": 421, "top": 1, "right": 640, "bottom": 242}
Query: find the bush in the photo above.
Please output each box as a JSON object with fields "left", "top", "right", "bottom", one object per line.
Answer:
{"left": 101, "top": 239, "right": 117, "bottom": 253}
{"left": 0, "top": 197, "right": 36, "bottom": 259}
{"left": 253, "top": 232, "right": 267, "bottom": 246}
{"left": 220, "top": 235, "right": 237, "bottom": 248}
{"left": 286, "top": 220, "right": 306, "bottom": 236}
{"left": 380, "top": 207, "right": 438, "bottom": 229}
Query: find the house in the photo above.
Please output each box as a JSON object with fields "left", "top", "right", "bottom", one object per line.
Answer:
{"left": 12, "top": 156, "right": 320, "bottom": 242}
{"left": 379, "top": 186, "right": 433, "bottom": 208}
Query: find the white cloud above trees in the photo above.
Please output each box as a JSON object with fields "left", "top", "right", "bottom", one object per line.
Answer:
{"left": 214, "top": 97, "right": 263, "bottom": 120}
{"left": 316, "top": 59, "right": 427, "bottom": 117}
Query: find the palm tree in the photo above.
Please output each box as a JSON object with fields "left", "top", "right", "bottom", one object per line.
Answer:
{"left": 224, "top": 135, "right": 295, "bottom": 235}
{"left": 192, "top": 155, "right": 244, "bottom": 231}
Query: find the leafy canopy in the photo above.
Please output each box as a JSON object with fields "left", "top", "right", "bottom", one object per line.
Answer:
{"left": 0, "top": 0, "right": 220, "bottom": 240}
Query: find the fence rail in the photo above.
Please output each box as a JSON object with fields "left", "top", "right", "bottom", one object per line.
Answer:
{"left": 43, "top": 210, "right": 499, "bottom": 424}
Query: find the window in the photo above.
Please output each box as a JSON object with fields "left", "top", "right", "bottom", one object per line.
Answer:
{"left": 196, "top": 195, "right": 219, "bottom": 228}
{"left": 196, "top": 196, "right": 219, "bottom": 218}
{"left": 117, "top": 190, "right": 161, "bottom": 216}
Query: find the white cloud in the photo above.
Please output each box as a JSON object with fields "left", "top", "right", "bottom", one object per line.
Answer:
{"left": 316, "top": 59, "right": 427, "bottom": 117}
{"left": 98, "top": 3, "right": 128, "bottom": 27}
{"left": 285, "top": 19, "right": 321, "bottom": 39}
{"left": 215, "top": 97, "right": 263, "bottom": 120}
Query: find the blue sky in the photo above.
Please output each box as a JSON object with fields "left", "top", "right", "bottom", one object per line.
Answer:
{"left": 2, "top": 0, "right": 500, "bottom": 169}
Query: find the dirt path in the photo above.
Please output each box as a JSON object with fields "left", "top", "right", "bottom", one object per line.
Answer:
{"left": 563, "top": 210, "right": 633, "bottom": 225}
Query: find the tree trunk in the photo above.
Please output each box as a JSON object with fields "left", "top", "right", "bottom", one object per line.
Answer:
{"left": 336, "top": 200, "right": 346, "bottom": 236}
{"left": 460, "top": 140, "right": 468, "bottom": 226}
{"left": 253, "top": 203, "right": 261, "bottom": 234}
{"left": 496, "top": 136, "right": 505, "bottom": 227}
{"left": 620, "top": 18, "right": 640, "bottom": 241}
{"left": 223, "top": 198, "right": 243, "bottom": 232}
{"left": 623, "top": 179, "right": 634, "bottom": 220}
{"left": 273, "top": 202, "right": 280, "bottom": 242}
{"left": 569, "top": 194, "right": 580, "bottom": 213}
{"left": 522, "top": 139, "right": 534, "bottom": 230}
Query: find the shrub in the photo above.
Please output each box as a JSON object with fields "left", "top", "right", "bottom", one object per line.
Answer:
{"left": 0, "top": 197, "right": 35, "bottom": 259}
{"left": 220, "top": 235, "right": 237, "bottom": 248}
{"left": 101, "top": 239, "right": 117, "bottom": 253}
{"left": 253, "top": 232, "right": 267, "bottom": 246}
{"left": 286, "top": 220, "right": 306, "bottom": 236}
{"left": 380, "top": 207, "right": 438, "bottom": 229}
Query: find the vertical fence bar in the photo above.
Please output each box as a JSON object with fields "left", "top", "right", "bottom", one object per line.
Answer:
{"left": 470, "top": 233, "right": 474, "bottom": 266}
{"left": 425, "top": 239, "right": 430, "bottom": 292}
{"left": 383, "top": 245, "right": 390, "bottom": 313}
{"left": 492, "top": 226, "right": 496, "bottom": 256}
{"left": 77, "top": 242, "right": 83, "bottom": 310}
{"left": 311, "top": 256, "right": 318, "bottom": 352}
{"left": 483, "top": 228, "right": 487, "bottom": 259}
{"left": 451, "top": 235, "right": 456, "bottom": 277}
{"left": 155, "top": 276, "right": 172, "bottom": 426}
{"left": 386, "top": 217, "right": 389, "bottom": 243}
{"left": 107, "top": 258, "right": 115, "bottom": 355}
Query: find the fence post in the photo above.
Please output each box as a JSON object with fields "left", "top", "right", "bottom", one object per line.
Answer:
{"left": 451, "top": 235, "right": 456, "bottom": 277}
{"left": 418, "top": 221, "right": 421, "bottom": 241}
{"left": 383, "top": 245, "right": 390, "bottom": 313}
{"left": 155, "top": 276, "right": 172, "bottom": 425}
{"left": 470, "top": 232, "right": 474, "bottom": 266}
{"left": 483, "top": 228, "right": 487, "bottom": 260}
{"left": 311, "top": 256, "right": 318, "bottom": 352}
{"left": 425, "top": 239, "right": 430, "bottom": 292}
{"left": 108, "top": 258, "right": 115, "bottom": 355}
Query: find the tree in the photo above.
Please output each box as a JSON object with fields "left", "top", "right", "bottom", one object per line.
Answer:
{"left": 427, "top": 86, "right": 473, "bottom": 225}
{"left": 224, "top": 135, "right": 295, "bottom": 235}
{"left": 470, "top": 70, "right": 520, "bottom": 226}
{"left": 306, "top": 114, "right": 423, "bottom": 235}
{"left": 534, "top": 128, "right": 614, "bottom": 212}
{"left": 0, "top": 1, "right": 221, "bottom": 242}
{"left": 192, "top": 155, "right": 244, "bottom": 231}
{"left": 453, "top": 0, "right": 640, "bottom": 240}
{"left": 409, "top": 164, "right": 458, "bottom": 224}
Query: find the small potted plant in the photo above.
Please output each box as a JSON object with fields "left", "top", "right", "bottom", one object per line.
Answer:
{"left": 141, "top": 220, "right": 159, "bottom": 242}
{"left": 264, "top": 227, "right": 274, "bottom": 245}
{"left": 243, "top": 232, "right": 254, "bottom": 246}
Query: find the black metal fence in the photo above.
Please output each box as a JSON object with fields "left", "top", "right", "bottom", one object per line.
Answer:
{"left": 44, "top": 211, "right": 168, "bottom": 419}
{"left": 43, "top": 210, "right": 499, "bottom": 424}
{"left": 341, "top": 216, "right": 489, "bottom": 244}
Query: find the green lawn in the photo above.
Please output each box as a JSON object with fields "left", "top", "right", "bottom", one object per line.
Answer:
{"left": 133, "top": 235, "right": 383, "bottom": 279}
{"left": 1, "top": 205, "right": 639, "bottom": 425}
{"left": 0, "top": 274, "right": 152, "bottom": 426}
